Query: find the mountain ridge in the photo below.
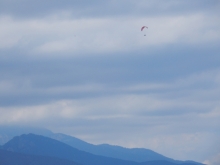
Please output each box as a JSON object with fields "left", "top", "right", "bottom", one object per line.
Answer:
{"left": 0, "top": 126, "right": 175, "bottom": 162}
{"left": 1, "top": 133, "right": 204, "bottom": 165}
{"left": 0, "top": 126, "right": 204, "bottom": 165}
{"left": 50, "top": 132, "right": 171, "bottom": 162}
{"left": 2, "top": 133, "right": 139, "bottom": 165}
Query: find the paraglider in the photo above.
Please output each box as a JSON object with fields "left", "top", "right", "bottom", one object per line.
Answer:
{"left": 141, "top": 26, "right": 148, "bottom": 31}
{"left": 141, "top": 26, "right": 148, "bottom": 36}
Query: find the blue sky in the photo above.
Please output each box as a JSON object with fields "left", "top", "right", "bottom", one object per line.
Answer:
{"left": 0, "top": 0, "right": 220, "bottom": 164}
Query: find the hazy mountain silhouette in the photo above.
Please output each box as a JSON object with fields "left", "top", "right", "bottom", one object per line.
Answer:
{"left": 2, "top": 134, "right": 139, "bottom": 165}
{"left": 0, "top": 126, "right": 174, "bottom": 162}
{"left": 0, "top": 126, "right": 204, "bottom": 164}
{"left": 50, "top": 133, "right": 171, "bottom": 162}
{"left": 0, "top": 149, "right": 81, "bottom": 165}
{"left": 0, "top": 126, "right": 53, "bottom": 145}
{"left": 1, "top": 134, "right": 204, "bottom": 165}
{"left": 140, "top": 160, "right": 204, "bottom": 165}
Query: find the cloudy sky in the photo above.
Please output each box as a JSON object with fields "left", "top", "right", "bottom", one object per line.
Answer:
{"left": 0, "top": 0, "right": 220, "bottom": 164}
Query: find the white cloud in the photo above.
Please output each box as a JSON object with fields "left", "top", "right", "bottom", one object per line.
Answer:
{"left": 204, "top": 153, "right": 220, "bottom": 165}
{"left": 0, "top": 100, "right": 81, "bottom": 124}
{"left": 0, "top": 12, "right": 219, "bottom": 57}
{"left": 1, "top": 68, "right": 220, "bottom": 122}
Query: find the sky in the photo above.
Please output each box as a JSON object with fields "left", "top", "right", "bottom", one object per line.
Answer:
{"left": 0, "top": 0, "right": 220, "bottom": 164}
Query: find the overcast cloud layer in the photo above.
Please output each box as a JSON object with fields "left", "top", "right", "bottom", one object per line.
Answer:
{"left": 0, "top": 0, "right": 220, "bottom": 164}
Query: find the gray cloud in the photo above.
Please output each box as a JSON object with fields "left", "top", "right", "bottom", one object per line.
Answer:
{"left": 0, "top": 0, "right": 220, "bottom": 163}
{"left": 1, "top": 44, "right": 220, "bottom": 107}
{"left": 0, "top": 0, "right": 219, "bottom": 19}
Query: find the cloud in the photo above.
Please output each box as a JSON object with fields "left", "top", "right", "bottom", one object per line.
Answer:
{"left": 1, "top": 66, "right": 220, "bottom": 122}
{"left": 0, "top": 12, "right": 219, "bottom": 58}
{"left": 0, "top": 0, "right": 219, "bottom": 163}
{"left": 0, "top": 1, "right": 220, "bottom": 57}
{"left": 204, "top": 153, "right": 220, "bottom": 165}
{"left": 0, "top": 0, "right": 219, "bottom": 19}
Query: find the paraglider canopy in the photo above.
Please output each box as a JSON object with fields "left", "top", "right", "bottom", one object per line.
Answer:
{"left": 141, "top": 26, "right": 148, "bottom": 31}
{"left": 141, "top": 26, "right": 148, "bottom": 36}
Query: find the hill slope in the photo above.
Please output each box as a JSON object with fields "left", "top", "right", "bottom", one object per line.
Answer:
{"left": 0, "top": 149, "right": 80, "bottom": 165}
{"left": 2, "top": 134, "right": 139, "bottom": 165}
{"left": 51, "top": 133, "right": 170, "bottom": 162}
{"left": 1, "top": 134, "right": 204, "bottom": 165}
{"left": 0, "top": 126, "right": 53, "bottom": 145}
{"left": 0, "top": 126, "right": 172, "bottom": 162}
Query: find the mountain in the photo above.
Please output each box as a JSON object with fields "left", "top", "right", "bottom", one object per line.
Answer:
{"left": 1, "top": 134, "right": 204, "bottom": 165}
{"left": 0, "top": 126, "right": 174, "bottom": 162}
{"left": 50, "top": 133, "right": 171, "bottom": 162}
{"left": 0, "top": 126, "right": 53, "bottom": 145}
{"left": 50, "top": 134, "right": 203, "bottom": 165}
{"left": 140, "top": 160, "right": 205, "bottom": 165}
{"left": 2, "top": 134, "right": 138, "bottom": 165}
{"left": 0, "top": 126, "right": 203, "bottom": 164}
{"left": 0, "top": 149, "right": 80, "bottom": 165}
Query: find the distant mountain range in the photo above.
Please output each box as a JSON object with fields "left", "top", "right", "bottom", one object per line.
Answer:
{"left": 0, "top": 126, "right": 204, "bottom": 165}
{"left": 2, "top": 134, "right": 142, "bottom": 165}
{"left": 50, "top": 132, "right": 171, "bottom": 162}
{"left": 0, "top": 126, "right": 171, "bottom": 162}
